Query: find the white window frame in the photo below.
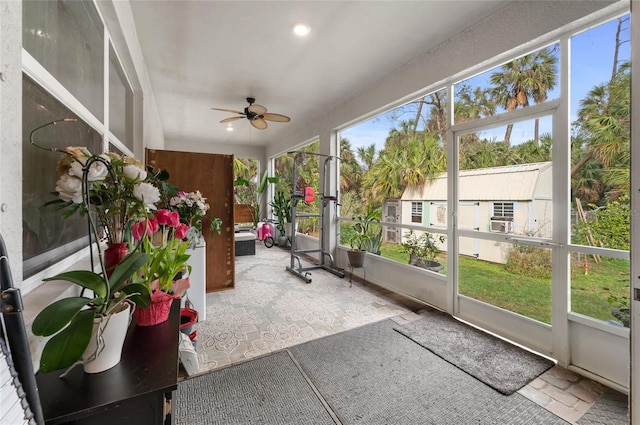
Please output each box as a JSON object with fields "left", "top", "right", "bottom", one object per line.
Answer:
{"left": 411, "top": 201, "right": 423, "bottom": 223}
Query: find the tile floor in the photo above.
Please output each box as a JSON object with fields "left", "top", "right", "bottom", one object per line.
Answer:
{"left": 520, "top": 366, "right": 606, "bottom": 424}
{"left": 192, "top": 242, "right": 624, "bottom": 424}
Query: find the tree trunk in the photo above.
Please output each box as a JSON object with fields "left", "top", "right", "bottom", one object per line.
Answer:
{"left": 610, "top": 17, "right": 625, "bottom": 84}
{"left": 571, "top": 151, "right": 593, "bottom": 176}
{"left": 504, "top": 124, "right": 513, "bottom": 148}
{"left": 412, "top": 96, "right": 426, "bottom": 134}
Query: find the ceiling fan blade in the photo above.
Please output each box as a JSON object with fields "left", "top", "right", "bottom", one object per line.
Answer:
{"left": 263, "top": 113, "right": 291, "bottom": 123}
{"left": 220, "top": 116, "right": 244, "bottom": 123}
{"left": 251, "top": 118, "right": 268, "bottom": 130}
{"left": 211, "top": 107, "right": 244, "bottom": 114}
{"left": 247, "top": 104, "right": 267, "bottom": 115}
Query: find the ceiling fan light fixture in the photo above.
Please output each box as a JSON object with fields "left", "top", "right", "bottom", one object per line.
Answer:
{"left": 212, "top": 98, "right": 290, "bottom": 130}
{"left": 293, "top": 23, "right": 310, "bottom": 37}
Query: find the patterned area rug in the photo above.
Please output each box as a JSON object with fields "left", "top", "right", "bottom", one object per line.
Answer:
{"left": 192, "top": 242, "right": 415, "bottom": 374}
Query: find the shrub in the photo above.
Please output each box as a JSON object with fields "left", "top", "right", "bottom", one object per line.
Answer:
{"left": 505, "top": 245, "right": 552, "bottom": 278}
{"left": 573, "top": 196, "right": 630, "bottom": 250}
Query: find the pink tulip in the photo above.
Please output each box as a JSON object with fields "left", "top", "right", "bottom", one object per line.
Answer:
{"left": 156, "top": 209, "right": 171, "bottom": 225}
{"left": 132, "top": 221, "right": 144, "bottom": 240}
{"left": 167, "top": 211, "right": 180, "bottom": 227}
{"left": 148, "top": 217, "right": 159, "bottom": 233}
{"left": 175, "top": 223, "right": 189, "bottom": 239}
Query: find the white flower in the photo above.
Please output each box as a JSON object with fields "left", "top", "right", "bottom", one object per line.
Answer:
{"left": 197, "top": 201, "right": 209, "bottom": 213}
{"left": 68, "top": 155, "right": 109, "bottom": 182}
{"left": 56, "top": 174, "right": 83, "bottom": 204}
{"left": 133, "top": 182, "right": 160, "bottom": 207}
{"left": 123, "top": 164, "right": 147, "bottom": 181}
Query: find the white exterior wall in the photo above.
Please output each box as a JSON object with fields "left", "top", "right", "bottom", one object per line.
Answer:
{"left": 0, "top": 1, "right": 23, "bottom": 284}
{"left": 531, "top": 165, "right": 554, "bottom": 238}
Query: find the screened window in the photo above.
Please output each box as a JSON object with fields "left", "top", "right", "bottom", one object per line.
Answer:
{"left": 22, "top": 1, "right": 135, "bottom": 279}
{"left": 274, "top": 142, "right": 320, "bottom": 235}
{"left": 109, "top": 44, "right": 134, "bottom": 150}
{"left": 22, "top": 75, "right": 103, "bottom": 277}
{"left": 453, "top": 44, "right": 559, "bottom": 125}
{"left": 411, "top": 202, "right": 423, "bottom": 223}
{"left": 23, "top": 0, "right": 104, "bottom": 120}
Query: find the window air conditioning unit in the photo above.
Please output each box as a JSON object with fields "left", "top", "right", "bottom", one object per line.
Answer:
{"left": 490, "top": 218, "right": 513, "bottom": 233}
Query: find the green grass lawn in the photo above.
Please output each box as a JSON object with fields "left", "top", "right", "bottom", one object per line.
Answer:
{"left": 379, "top": 242, "right": 629, "bottom": 325}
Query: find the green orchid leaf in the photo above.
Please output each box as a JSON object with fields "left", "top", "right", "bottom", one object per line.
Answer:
{"left": 38, "top": 309, "right": 96, "bottom": 374}
{"left": 43, "top": 271, "right": 107, "bottom": 299}
{"left": 109, "top": 251, "right": 150, "bottom": 292}
{"left": 32, "top": 297, "right": 96, "bottom": 337}
{"left": 120, "top": 283, "right": 151, "bottom": 307}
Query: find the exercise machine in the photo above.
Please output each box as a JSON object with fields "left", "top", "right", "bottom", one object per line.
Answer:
{"left": 285, "top": 151, "right": 345, "bottom": 283}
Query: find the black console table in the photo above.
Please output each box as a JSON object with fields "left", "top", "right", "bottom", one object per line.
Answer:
{"left": 36, "top": 301, "right": 180, "bottom": 425}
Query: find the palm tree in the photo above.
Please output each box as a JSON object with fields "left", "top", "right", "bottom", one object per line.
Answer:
{"left": 356, "top": 144, "right": 377, "bottom": 173}
{"left": 340, "top": 138, "right": 362, "bottom": 194}
{"left": 490, "top": 47, "right": 558, "bottom": 147}
{"left": 459, "top": 138, "right": 507, "bottom": 170}
{"left": 455, "top": 84, "right": 496, "bottom": 123}
{"left": 572, "top": 62, "right": 630, "bottom": 202}
{"left": 363, "top": 133, "right": 445, "bottom": 205}
{"left": 385, "top": 120, "right": 416, "bottom": 147}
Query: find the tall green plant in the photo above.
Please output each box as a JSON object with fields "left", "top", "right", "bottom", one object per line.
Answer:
{"left": 270, "top": 191, "right": 291, "bottom": 234}
{"left": 350, "top": 205, "right": 383, "bottom": 253}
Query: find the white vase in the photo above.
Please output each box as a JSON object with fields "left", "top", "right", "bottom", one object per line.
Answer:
{"left": 82, "top": 302, "right": 131, "bottom": 373}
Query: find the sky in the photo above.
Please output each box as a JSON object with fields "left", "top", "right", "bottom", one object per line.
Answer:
{"left": 341, "top": 15, "right": 630, "bottom": 152}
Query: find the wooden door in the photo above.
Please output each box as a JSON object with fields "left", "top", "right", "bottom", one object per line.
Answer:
{"left": 146, "top": 149, "right": 235, "bottom": 292}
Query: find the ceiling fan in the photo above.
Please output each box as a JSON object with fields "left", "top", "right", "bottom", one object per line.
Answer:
{"left": 212, "top": 97, "right": 291, "bottom": 130}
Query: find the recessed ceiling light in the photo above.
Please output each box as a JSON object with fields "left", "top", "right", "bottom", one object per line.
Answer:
{"left": 293, "top": 23, "right": 310, "bottom": 37}
{"left": 226, "top": 124, "right": 234, "bottom": 132}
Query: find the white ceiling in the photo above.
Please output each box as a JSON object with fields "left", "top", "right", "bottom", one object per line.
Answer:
{"left": 129, "top": 1, "right": 510, "bottom": 147}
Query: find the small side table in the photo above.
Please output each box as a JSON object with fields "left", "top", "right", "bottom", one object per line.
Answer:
{"left": 36, "top": 301, "right": 180, "bottom": 425}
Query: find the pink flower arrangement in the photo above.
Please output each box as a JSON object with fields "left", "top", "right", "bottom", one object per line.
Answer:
{"left": 130, "top": 209, "right": 192, "bottom": 293}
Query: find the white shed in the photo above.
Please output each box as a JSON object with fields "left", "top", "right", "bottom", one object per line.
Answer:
{"left": 399, "top": 162, "right": 553, "bottom": 263}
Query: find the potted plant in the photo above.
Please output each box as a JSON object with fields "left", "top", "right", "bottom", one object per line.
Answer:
{"left": 30, "top": 121, "right": 157, "bottom": 375}
{"left": 270, "top": 190, "right": 291, "bottom": 246}
{"left": 358, "top": 205, "right": 383, "bottom": 255}
{"left": 401, "top": 229, "right": 445, "bottom": 272}
{"left": 168, "top": 190, "right": 222, "bottom": 247}
{"left": 129, "top": 208, "right": 194, "bottom": 326}
{"left": 608, "top": 294, "right": 630, "bottom": 327}
{"left": 347, "top": 234, "right": 368, "bottom": 268}
{"left": 347, "top": 205, "right": 382, "bottom": 267}
{"left": 32, "top": 253, "right": 152, "bottom": 374}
